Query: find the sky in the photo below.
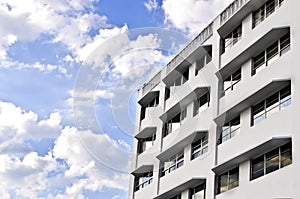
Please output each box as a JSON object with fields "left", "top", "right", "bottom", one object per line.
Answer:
{"left": 0, "top": 0, "right": 232, "bottom": 198}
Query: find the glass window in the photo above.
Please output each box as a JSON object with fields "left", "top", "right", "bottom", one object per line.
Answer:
{"left": 219, "top": 116, "right": 240, "bottom": 144}
{"left": 251, "top": 85, "right": 291, "bottom": 126}
{"left": 253, "top": 0, "right": 285, "bottom": 28}
{"left": 191, "top": 133, "right": 208, "bottom": 160}
{"left": 251, "top": 141, "right": 292, "bottom": 180}
{"left": 194, "top": 92, "right": 210, "bottom": 116}
{"left": 135, "top": 171, "right": 153, "bottom": 191}
{"left": 266, "top": 42, "right": 279, "bottom": 66}
{"left": 280, "top": 32, "right": 291, "bottom": 55}
{"left": 170, "top": 194, "right": 182, "bottom": 199}
{"left": 251, "top": 155, "right": 264, "bottom": 180}
{"left": 217, "top": 167, "right": 239, "bottom": 194}
{"left": 266, "top": 148, "right": 279, "bottom": 174}
{"left": 137, "top": 133, "right": 156, "bottom": 154}
{"left": 222, "top": 68, "right": 241, "bottom": 96}
{"left": 190, "top": 183, "right": 205, "bottom": 199}
{"left": 221, "top": 24, "right": 242, "bottom": 54}
{"left": 252, "top": 31, "right": 290, "bottom": 75}
{"left": 161, "top": 151, "right": 184, "bottom": 177}
{"left": 164, "top": 112, "right": 183, "bottom": 137}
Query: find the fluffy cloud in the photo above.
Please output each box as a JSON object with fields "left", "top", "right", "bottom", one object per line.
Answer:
{"left": 0, "top": 101, "right": 130, "bottom": 198}
{"left": 162, "top": 0, "right": 233, "bottom": 35}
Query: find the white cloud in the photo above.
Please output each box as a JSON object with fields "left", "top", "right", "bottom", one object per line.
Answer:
{"left": 162, "top": 0, "right": 233, "bottom": 35}
{"left": 144, "top": 0, "right": 159, "bottom": 12}
{"left": 0, "top": 101, "right": 131, "bottom": 198}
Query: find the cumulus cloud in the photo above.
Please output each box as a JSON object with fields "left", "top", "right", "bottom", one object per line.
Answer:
{"left": 0, "top": 101, "right": 130, "bottom": 198}
{"left": 162, "top": 0, "right": 233, "bottom": 35}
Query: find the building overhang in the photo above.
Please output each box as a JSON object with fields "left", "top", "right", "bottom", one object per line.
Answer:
{"left": 138, "top": 91, "right": 159, "bottom": 106}
{"left": 160, "top": 87, "right": 210, "bottom": 122}
{"left": 212, "top": 137, "right": 291, "bottom": 174}
{"left": 218, "top": 0, "right": 266, "bottom": 37}
{"left": 157, "top": 131, "right": 207, "bottom": 161}
{"left": 135, "top": 126, "right": 157, "bottom": 139}
{"left": 214, "top": 79, "right": 290, "bottom": 126}
{"left": 131, "top": 165, "right": 153, "bottom": 176}
{"left": 216, "top": 27, "right": 290, "bottom": 80}
{"left": 154, "top": 178, "right": 205, "bottom": 199}
{"left": 163, "top": 45, "right": 212, "bottom": 86}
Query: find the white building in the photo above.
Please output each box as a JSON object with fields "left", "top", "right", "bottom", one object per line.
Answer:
{"left": 129, "top": 0, "right": 299, "bottom": 198}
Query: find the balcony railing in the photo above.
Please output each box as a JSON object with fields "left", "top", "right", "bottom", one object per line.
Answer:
{"left": 220, "top": 0, "right": 248, "bottom": 25}
{"left": 166, "top": 23, "right": 213, "bottom": 74}
{"left": 142, "top": 71, "right": 161, "bottom": 95}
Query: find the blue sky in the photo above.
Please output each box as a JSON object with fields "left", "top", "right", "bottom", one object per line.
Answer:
{"left": 0, "top": 0, "right": 232, "bottom": 198}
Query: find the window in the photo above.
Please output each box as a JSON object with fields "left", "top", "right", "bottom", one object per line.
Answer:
{"left": 161, "top": 152, "right": 184, "bottom": 177}
{"left": 217, "top": 167, "right": 239, "bottom": 194}
{"left": 164, "top": 107, "right": 187, "bottom": 137}
{"left": 170, "top": 194, "right": 182, "bottom": 199}
{"left": 222, "top": 68, "right": 241, "bottom": 97}
{"left": 140, "top": 95, "right": 159, "bottom": 121}
{"left": 221, "top": 24, "right": 242, "bottom": 54}
{"left": 251, "top": 85, "right": 291, "bottom": 126}
{"left": 194, "top": 92, "right": 210, "bottom": 116}
{"left": 252, "top": 32, "right": 290, "bottom": 75}
{"left": 191, "top": 133, "right": 208, "bottom": 160}
{"left": 251, "top": 141, "right": 292, "bottom": 180}
{"left": 167, "top": 68, "right": 189, "bottom": 97}
{"left": 253, "top": 0, "right": 285, "bottom": 28}
{"left": 195, "top": 48, "right": 212, "bottom": 76}
{"left": 137, "top": 133, "right": 156, "bottom": 154}
{"left": 190, "top": 183, "right": 205, "bottom": 199}
{"left": 218, "top": 116, "right": 240, "bottom": 144}
{"left": 135, "top": 171, "right": 153, "bottom": 191}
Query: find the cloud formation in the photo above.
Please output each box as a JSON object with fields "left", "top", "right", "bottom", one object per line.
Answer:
{"left": 162, "top": 0, "right": 232, "bottom": 35}
{"left": 0, "top": 101, "right": 130, "bottom": 198}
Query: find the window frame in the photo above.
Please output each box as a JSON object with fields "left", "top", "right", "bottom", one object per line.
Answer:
{"left": 135, "top": 171, "right": 154, "bottom": 191}
{"left": 218, "top": 115, "right": 240, "bottom": 144}
{"left": 251, "top": 85, "right": 291, "bottom": 126}
{"left": 194, "top": 92, "right": 210, "bottom": 116}
{"left": 160, "top": 151, "right": 184, "bottom": 177}
{"left": 252, "top": 0, "right": 285, "bottom": 28}
{"left": 250, "top": 141, "right": 292, "bottom": 180}
{"left": 252, "top": 32, "right": 290, "bottom": 75}
{"left": 221, "top": 24, "right": 242, "bottom": 54}
{"left": 191, "top": 133, "right": 209, "bottom": 160}
{"left": 217, "top": 167, "right": 239, "bottom": 194}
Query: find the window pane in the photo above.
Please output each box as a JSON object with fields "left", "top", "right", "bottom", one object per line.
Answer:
{"left": 266, "top": 92, "right": 279, "bottom": 117}
{"left": 252, "top": 101, "right": 265, "bottom": 125}
{"left": 253, "top": 51, "right": 265, "bottom": 74}
{"left": 266, "top": 0, "right": 275, "bottom": 17}
{"left": 218, "top": 174, "right": 228, "bottom": 194}
{"left": 266, "top": 41, "right": 279, "bottom": 65}
{"left": 251, "top": 156, "right": 264, "bottom": 180}
{"left": 280, "top": 85, "right": 291, "bottom": 109}
{"left": 280, "top": 33, "right": 290, "bottom": 55}
{"left": 266, "top": 148, "right": 279, "bottom": 174}
{"left": 228, "top": 167, "right": 239, "bottom": 189}
{"left": 281, "top": 142, "right": 292, "bottom": 167}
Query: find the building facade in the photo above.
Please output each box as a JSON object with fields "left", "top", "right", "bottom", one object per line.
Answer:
{"left": 129, "top": 0, "right": 300, "bottom": 198}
